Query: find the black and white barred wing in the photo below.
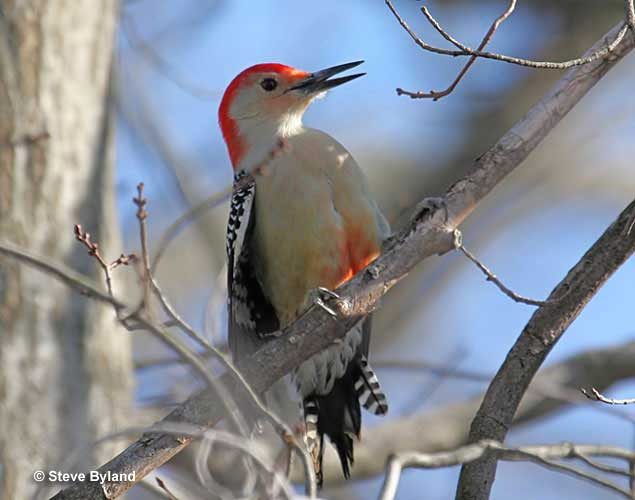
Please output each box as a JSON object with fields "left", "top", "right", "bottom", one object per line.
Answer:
{"left": 226, "top": 171, "right": 279, "bottom": 361}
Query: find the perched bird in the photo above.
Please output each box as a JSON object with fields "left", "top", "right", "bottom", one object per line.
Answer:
{"left": 220, "top": 61, "right": 389, "bottom": 486}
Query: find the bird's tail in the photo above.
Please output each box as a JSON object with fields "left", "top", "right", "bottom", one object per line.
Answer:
{"left": 354, "top": 355, "right": 389, "bottom": 415}
{"left": 302, "top": 356, "right": 388, "bottom": 487}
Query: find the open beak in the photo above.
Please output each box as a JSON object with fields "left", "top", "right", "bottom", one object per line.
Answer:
{"left": 287, "top": 60, "right": 365, "bottom": 94}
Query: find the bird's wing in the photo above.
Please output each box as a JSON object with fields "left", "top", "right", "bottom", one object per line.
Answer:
{"left": 226, "top": 171, "right": 280, "bottom": 361}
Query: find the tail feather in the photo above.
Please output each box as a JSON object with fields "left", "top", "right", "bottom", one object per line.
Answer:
{"left": 300, "top": 358, "right": 388, "bottom": 486}
{"left": 355, "top": 356, "right": 389, "bottom": 416}
{"left": 302, "top": 363, "right": 361, "bottom": 487}
{"left": 302, "top": 398, "right": 324, "bottom": 486}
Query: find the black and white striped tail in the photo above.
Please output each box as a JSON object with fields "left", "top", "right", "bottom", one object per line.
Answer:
{"left": 301, "top": 356, "right": 388, "bottom": 487}
{"left": 302, "top": 398, "right": 324, "bottom": 486}
{"left": 355, "top": 355, "right": 389, "bottom": 415}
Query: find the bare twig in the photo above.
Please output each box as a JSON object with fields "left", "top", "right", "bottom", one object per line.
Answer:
{"left": 380, "top": 441, "right": 635, "bottom": 500}
{"left": 398, "top": 0, "right": 517, "bottom": 100}
{"left": 73, "top": 224, "right": 136, "bottom": 302}
{"left": 582, "top": 387, "right": 635, "bottom": 406}
{"left": 0, "top": 240, "right": 122, "bottom": 307}
{"left": 573, "top": 452, "right": 633, "bottom": 479}
{"left": 133, "top": 183, "right": 152, "bottom": 312}
{"left": 121, "top": 14, "right": 220, "bottom": 100}
{"left": 385, "top": 0, "right": 630, "bottom": 98}
{"left": 155, "top": 478, "right": 179, "bottom": 500}
{"left": 151, "top": 186, "right": 232, "bottom": 273}
{"left": 452, "top": 229, "right": 551, "bottom": 306}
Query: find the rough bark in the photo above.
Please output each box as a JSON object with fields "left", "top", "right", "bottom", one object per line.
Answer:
{"left": 0, "top": 1, "right": 132, "bottom": 498}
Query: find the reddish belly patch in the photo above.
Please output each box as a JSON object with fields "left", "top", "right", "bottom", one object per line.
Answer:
{"left": 324, "top": 225, "right": 380, "bottom": 289}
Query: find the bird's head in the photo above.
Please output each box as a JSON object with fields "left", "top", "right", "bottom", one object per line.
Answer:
{"left": 219, "top": 61, "right": 365, "bottom": 168}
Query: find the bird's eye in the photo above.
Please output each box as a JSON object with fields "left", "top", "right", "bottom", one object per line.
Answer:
{"left": 260, "top": 78, "right": 278, "bottom": 92}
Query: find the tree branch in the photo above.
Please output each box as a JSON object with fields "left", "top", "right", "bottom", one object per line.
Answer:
{"left": 3, "top": 18, "right": 630, "bottom": 500}
{"left": 582, "top": 388, "right": 635, "bottom": 406}
{"left": 455, "top": 198, "right": 635, "bottom": 500}
{"left": 394, "top": 0, "right": 518, "bottom": 100}
{"left": 381, "top": 441, "right": 635, "bottom": 500}
{"left": 386, "top": 0, "right": 631, "bottom": 100}
{"left": 453, "top": 229, "right": 552, "bottom": 306}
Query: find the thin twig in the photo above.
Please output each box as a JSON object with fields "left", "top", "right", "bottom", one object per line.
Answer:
{"left": 573, "top": 452, "right": 633, "bottom": 479}
{"left": 151, "top": 186, "right": 231, "bottom": 273}
{"left": 133, "top": 183, "right": 152, "bottom": 312}
{"left": 121, "top": 14, "right": 220, "bottom": 100}
{"left": 73, "top": 204, "right": 232, "bottom": 404}
{"left": 399, "top": 1, "right": 517, "bottom": 100}
{"left": 379, "top": 441, "right": 635, "bottom": 500}
{"left": 582, "top": 387, "right": 635, "bottom": 405}
{"left": 155, "top": 478, "right": 179, "bottom": 500}
{"left": 452, "top": 229, "right": 551, "bottom": 306}
{"left": 385, "top": 0, "right": 629, "bottom": 99}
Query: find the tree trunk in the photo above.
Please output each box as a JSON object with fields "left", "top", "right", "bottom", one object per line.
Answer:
{"left": 0, "top": 1, "right": 132, "bottom": 498}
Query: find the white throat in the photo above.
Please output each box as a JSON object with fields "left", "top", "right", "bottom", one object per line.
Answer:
{"left": 236, "top": 111, "right": 305, "bottom": 172}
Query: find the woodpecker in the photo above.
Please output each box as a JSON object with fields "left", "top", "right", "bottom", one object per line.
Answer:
{"left": 220, "top": 61, "right": 389, "bottom": 486}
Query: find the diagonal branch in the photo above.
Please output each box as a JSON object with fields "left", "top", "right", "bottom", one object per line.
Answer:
{"left": 2, "top": 19, "right": 630, "bottom": 500}
{"left": 455, "top": 198, "right": 635, "bottom": 500}
{"left": 453, "top": 229, "right": 552, "bottom": 306}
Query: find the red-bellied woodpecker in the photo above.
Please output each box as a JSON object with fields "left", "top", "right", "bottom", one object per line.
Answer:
{"left": 220, "top": 61, "right": 389, "bottom": 486}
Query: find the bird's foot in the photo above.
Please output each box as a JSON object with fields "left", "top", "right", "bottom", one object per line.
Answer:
{"left": 410, "top": 196, "right": 448, "bottom": 225}
{"left": 309, "top": 286, "right": 342, "bottom": 318}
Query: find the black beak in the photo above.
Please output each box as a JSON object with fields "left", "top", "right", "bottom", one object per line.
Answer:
{"left": 287, "top": 60, "right": 365, "bottom": 94}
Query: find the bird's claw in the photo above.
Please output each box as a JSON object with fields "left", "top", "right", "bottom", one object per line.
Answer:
{"left": 314, "top": 298, "right": 338, "bottom": 318}
{"left": 310, "top": 287, "right": 341, "bottom": 318}
{"left": 317, "top": 286, "right": 340, "bottom": 300}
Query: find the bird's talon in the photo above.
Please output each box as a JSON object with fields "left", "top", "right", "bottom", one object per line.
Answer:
{"left": 317, "top": 286, "right": 340, "bottom": 300}
{"left": 315, "top": 298, "right": 338, "bottom": 318}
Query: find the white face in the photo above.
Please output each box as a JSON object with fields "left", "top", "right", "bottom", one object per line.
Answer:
{"left": 229, "top": 70, "right": 314, "bottom": 131}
